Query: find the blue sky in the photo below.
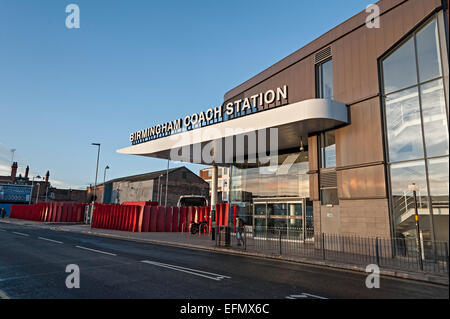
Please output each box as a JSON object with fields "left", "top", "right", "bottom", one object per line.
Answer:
{"left": 0, "top": 0, "right": 374, "bottom": 189}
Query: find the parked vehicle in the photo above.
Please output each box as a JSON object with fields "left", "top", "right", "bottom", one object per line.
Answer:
{"left": 177, "top": 195, "right": 208, "bottom": 207}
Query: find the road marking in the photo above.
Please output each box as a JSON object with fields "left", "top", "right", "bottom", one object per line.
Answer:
{"left": 0, "top": 229, "right": 6, "bottom": 232}
{"left": 141, "top": 260, "right": 231, "bottom": 281}
{"left": 0, "top": 289, "right": 10, "bottom": 299}
{"left": 12, "top": 232, "right": 29, "bottom": 237}
{"left": 286, "top": 293, "right": 328, "bottom": 299}
{"left": 38, "top": 237, "right": 63, "bottom": 244}
{"left": 75, "top": 246, "right": 117, "bottom": 256}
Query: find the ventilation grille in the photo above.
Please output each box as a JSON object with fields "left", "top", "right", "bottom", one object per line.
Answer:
{"left": 315, "top": 46, "right": 332, "bottom": 64}
{"left": 320, "top": 170, "right": 337, "bottom": 188}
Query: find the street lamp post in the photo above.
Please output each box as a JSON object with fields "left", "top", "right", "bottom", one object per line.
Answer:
{"left": 409, "top": 183, "right": 423, "bottom": 271}
{"left": 90, "top": 143, "right": 101, "bottom": 226}
{"left": 91, "top": 143, "right": 101, "bottom": 203}
{"left": 157, "top": 174, "right": 163, "bottom": 205}
{"left": 103, "top": 165, "right": 110, "bottom": 185}
{"left": 164, "top": 160, "right": 169, "bottom": 207}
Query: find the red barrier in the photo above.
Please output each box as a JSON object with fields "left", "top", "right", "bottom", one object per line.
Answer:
{"left": 150, "top": 206, "right": 158, "bottom": 232}
{"left": 172, "top": 207, "right": 179, "bottom": 232}
{"left": 156, "top": 207, "right": 165, "bottom": 232}
{"left": 165, "top": 207, "right": 173, "bottom": 232}
{"left": 142, "top": 206, "right": 151, "bottom": 232}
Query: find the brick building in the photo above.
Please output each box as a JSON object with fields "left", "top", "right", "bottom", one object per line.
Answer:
{"left": 89, "top": 166, "right": 209, "bottom": 206}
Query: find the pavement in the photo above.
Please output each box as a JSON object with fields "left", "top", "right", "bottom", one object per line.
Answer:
{"left": 0, "top": 218, "right": 448, "bottom": 299}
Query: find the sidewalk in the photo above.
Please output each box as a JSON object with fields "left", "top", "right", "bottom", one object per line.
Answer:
{"left": 1, "top": 218, "right": 448, "bottom": 286}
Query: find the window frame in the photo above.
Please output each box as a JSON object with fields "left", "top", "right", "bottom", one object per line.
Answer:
{"left": 379, "top": 14, "right": 449, "bottom": 240}
{"left": 316, "top": 58, "right": 334, "bottom": 99}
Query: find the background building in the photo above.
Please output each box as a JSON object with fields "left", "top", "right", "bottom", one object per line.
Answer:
{"left": 0, "top": 162, "right": 87, "bottom": 216}
{"left": 200, "top": 167, "right": 230, "bottom": 202}
{"left": 90, "top": 166, "right": 209, "bottom": 206}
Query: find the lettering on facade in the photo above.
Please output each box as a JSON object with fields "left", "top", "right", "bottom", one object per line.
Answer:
{"left": 129, "top": 85, "right": 288, "bottom": 145}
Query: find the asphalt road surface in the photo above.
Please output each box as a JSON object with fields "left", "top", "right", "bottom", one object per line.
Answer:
{"left": 0, "top": 222, "right": 448, "bottom": 299}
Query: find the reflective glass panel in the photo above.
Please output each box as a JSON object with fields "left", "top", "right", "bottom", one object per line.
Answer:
{"left": 319, "top": 59, "right": 333, "bottom": 99}
{"left": 420, "top": 79, "right": 449, "bottom": 157}
{"left": 288, "top": 203, "right": 302, "bottom": 217}
{"left": 390, "top": 161, "right": 430, "bottom": 237}
{"left": 416, "top": 19, "right": 443, "bottom": 82}
{"left": 427, "top": 157, "right": 449, "bottom": 214}
{"left": 383, "top": 37, "right": 418, "bottom": 94}
{"left": 385, "top": 88, "right": 424, "bottom": 162}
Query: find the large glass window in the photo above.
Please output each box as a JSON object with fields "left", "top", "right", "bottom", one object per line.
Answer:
{"left": 416, "top": 19, "right": 442, "bottom": 82}
{"left": 382, "top": 38, "right": 417, "bottom": 94}
{"left": 317, "top": 59, "right": 333, "bottom": 99}
{"left": 420, "top": 79, "right": 449, "bottom": 157}
{"left": 320, "top": 131, "right": 337, "bottom": 168}
{"left": 385, "top": 87, "right": 424, "bottom": 161}
{"left": 382, "top": 17, "right": 449, "bottom": 241}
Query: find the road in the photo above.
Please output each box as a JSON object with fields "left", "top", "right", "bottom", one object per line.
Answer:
{"left": 0, "top": 222, "right": 448, "bottom": 299}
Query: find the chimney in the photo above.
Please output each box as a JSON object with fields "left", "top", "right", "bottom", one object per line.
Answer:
{"left": 45, "top": 171, "right": 50, "bottom": 183}
{"left": 25, "top": 166, "right": 29, "bottom": 179}
{"left": 11, "top": 162, "right": 18, "bottom": 184}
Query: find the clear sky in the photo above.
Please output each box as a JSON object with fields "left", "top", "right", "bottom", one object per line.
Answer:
{"left": 0, "top": 0, "right": 374, "bottom": 189}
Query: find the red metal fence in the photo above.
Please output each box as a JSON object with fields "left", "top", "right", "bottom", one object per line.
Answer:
{"left": 10, "top": 202, "right": 86, "bottom": 223}
{"left": 91, "top": 203, "right": 238, "bottom": 233}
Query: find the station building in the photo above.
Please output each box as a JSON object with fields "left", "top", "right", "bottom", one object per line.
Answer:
{"left": 118, "top": 0, "right": 449, "bottom": 242}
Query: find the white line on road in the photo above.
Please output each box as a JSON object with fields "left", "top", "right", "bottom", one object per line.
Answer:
{"left": 75, "top": 246, "right": 117, "bottom": 256}
{"left": 0, "top": 229, "right": 6, "bottom": 232}
{"left": 12, "top": 232, "right": 29, "bottom": 237}
{"left": 38, "top": 237, "right": 63, "bottom": 244}
{"left": 286, "top": 293, "right": 328, "bottom": 299}
{"left": 141, "top": 260, "right": 231, "bottom": 281}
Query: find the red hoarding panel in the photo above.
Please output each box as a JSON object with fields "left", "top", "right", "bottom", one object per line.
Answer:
{"left": 165, "top": 207, "right": 173, "bottom": 232}
{"left": 156, "top": 207, "right": 165, "bottom": 232}
{"left": 142, "top": 206, "right": 151, "bottom": 232}
{"left": 150, "top": 206, "right": 158, "bottom": 232}
{"left": 171, "top": 207, "right": 180, "bottom": 232}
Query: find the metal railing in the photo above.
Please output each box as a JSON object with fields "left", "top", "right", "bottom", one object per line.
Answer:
{"left": 218, "top": 226, "right": 449, "bottom": 276}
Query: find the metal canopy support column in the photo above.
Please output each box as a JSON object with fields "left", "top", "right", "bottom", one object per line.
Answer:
{"left": 211, "top": 165, "right": 218, "bottom": 240}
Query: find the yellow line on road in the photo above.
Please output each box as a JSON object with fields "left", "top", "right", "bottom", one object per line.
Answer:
{"left": 0, "top": 289, "right": 10, "bottom": 299}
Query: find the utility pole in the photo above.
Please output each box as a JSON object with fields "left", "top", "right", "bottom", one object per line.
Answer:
{"left": 164, "top": 160, "right": 169, "bottom": 207}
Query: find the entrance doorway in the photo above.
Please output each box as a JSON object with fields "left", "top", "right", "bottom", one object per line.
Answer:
{"left": 253, "top": 199, "right": 313, "bottom": 240}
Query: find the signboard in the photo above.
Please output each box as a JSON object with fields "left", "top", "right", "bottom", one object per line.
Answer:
{"left": 129, "top": 85, "right": 289, "bottom": 145}
{"left": 0, "top": 184, "right": 32, "bottom": 203}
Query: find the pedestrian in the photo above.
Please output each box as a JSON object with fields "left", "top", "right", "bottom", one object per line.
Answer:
{"left": 1, "top": 208, "right": 6, "bottom": 219}
{"left": 236, "top": 218, "right": 245, "bottom": 247}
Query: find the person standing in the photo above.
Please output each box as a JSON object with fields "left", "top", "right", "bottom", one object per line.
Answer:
{"left": 1, "top": 208, "right": 6, "bottom": 219}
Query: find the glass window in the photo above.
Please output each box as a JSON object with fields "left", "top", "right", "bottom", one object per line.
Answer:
{"left": 382, "top": 37, "right": 417, "bottom": 94}
{"left": 420, "top": 79, "right": 449, "bottom": 157}
{"left": 317, "top": 59, "right": 333, "bottom": 99}
{"left": 320, "top": 131, "right": 337, "bottom": 168}
{"left": 390, "top": 161, "right": 430, "bottom": 237}
{"left": 321, "top": 188, "right": 339, "bottom": 206}
{"left": 416, "top": 19, "right": 442, "bottom": 82}
{"left": 268, "top": 203, "right": 287, "bottom": 216}
{"left": 427, "top": 157, "right": 449, "bottom": 214}
{"left": 385, "top": 87, "right": 424, "bottom": 162}
{"left": 254, "top": 204, "right": 266, "bottom": 216}
{"left": 288, "top": 203, "right": 302, "bottom": 217}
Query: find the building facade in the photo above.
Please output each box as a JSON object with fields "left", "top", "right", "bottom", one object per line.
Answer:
{"left": 118, "top": 0, "right": 449, "bottom": 242}
{"left": 200, "top": 167, "right": 230, "bottom": 202}
{"left": 90, "top": 166, "right": 210, "bottom": 207}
